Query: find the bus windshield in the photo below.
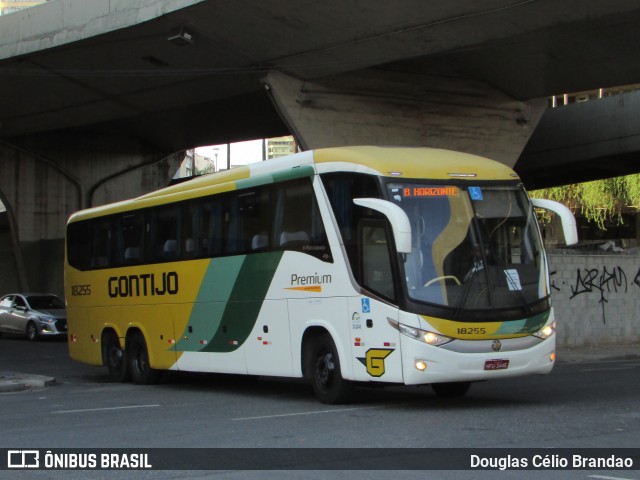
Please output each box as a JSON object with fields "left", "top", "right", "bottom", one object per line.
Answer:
{"left": 387, "top": 182, "right": 547, "bottom": 317}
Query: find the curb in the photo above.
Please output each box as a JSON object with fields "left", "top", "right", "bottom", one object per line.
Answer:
{"left": 556, "top": 345, "right": 640, "bottom": 364}
{"left": 0, "top": 372, "right": 56, "bottom": 393}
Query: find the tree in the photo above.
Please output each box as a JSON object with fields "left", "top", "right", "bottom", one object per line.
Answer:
{"left": 530, "top": 174, "right": 640, "bottom": 230}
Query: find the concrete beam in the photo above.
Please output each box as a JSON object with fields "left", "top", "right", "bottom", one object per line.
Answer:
{"left": 0, "top": 132, "right": 182, "bottom": 294}
{"left": 0, "top": 0, "right": 206, "bottom": 60}
{"left": 518, "top": 90, "right": 640, "bottom": 188}
{"left": 264, "top": 70, "right": 546, "bottom": 167}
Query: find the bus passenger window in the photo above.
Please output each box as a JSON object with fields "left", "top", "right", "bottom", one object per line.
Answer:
{"left": 228, "top": 188, "right": 271, "bottom": 255}
{"left": 199, "top": 201, "right": 224, "bottom": 258}
{"left": 273, "top": 178, "right": 331, "bottom": 261}
{"left": 66, "top": 221, "right": 92, "bottom": 270}
{"left": 124, "top": 246, "right": 140, "bottom": 263}
{"left": 162, "top": 239, "right": 177, "bottom": 258}
{"left": 152, "top": 207, "right": 179, "bottom": 260}
{"left": 182, "top": 203, "right": 198, "bottom": 258}
{"left": 184, "top": 238, "right": 195, "bottom": 256}
{"left": 118, "top": 213, "right": 144, "bottom": 265}
{"left": 280, "top": 230, "right": 309, "bottom": 247}
{"left": 93, "top": 219, "right": 113, "bottom": 268}
{"left": 361, "top": 222, "right": 396, "bottom": 302}
{"left": 321, "top": 172, "right": 380, "bottom": 273}
{"left": 251, "top": 232, "right": 269, "bottom": 251}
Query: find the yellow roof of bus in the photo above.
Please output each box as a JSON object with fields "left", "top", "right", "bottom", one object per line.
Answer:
{"left": 68, "top": 146, "right": 518, "bottom": 222}
{"left": 313, "top": 146, "right": 517, "bottom": 180}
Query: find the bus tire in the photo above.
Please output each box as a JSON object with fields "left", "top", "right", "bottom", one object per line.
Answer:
{"left": 128, "top": 332, "right": 160, "bottom": 385}
{"left": 310, "top": 334, "right": 352, "bottom": 404}
{"left": 102, "top": 331, "right": 130, "bottom": 382}
{"left": 431, "top": 381, "right": 471, "bottom": 398}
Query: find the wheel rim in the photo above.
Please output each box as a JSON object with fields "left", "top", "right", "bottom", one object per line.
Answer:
{"left": 27, "top": 323, "right": 37, "bottom": 340}
{"left": 133, "top": 348, "right": 147, "bottom": 375}
{"left": 315, "top": 351, "right": 335, "bottom": 393}
{"left": 107, "top": 345, "right": 122, "bottom": 370}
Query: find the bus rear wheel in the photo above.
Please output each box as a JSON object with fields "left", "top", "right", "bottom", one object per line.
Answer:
{"left": 102, "top": 332, "right": 130, "bottom": 382}
{"left": 128, "top": 332, "right": 160, "bottom": 385}
{"left": 310, "top": 334, "right": 352, "bottom": 404}
{"left": 431, "top": 381, "right": 471, "bottom": 398}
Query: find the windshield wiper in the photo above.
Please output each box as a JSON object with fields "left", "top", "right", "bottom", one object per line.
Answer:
{"left": 453, "top": 263, "right": 478, "bottom": 319}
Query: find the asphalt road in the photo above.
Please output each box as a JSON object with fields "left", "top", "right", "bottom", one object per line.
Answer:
{"left": 0, "top": 336, "right": 638, "bottom": 480}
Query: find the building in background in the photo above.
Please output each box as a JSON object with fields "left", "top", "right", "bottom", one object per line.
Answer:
{"left": 266, "top": 136, "right": 297, "bottom": 159}
{"left": 175, "top": 136, "right": 298, "bottom": 180}
{"left": 174, "top": 149, "right": 216, "bottom": 178}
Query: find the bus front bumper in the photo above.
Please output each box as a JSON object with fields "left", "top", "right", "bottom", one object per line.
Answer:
{"left": 401, "top": 334, "right": 556, "bottom": 385}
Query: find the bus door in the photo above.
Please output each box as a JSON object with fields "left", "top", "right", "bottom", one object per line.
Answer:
{"left": 349, "top": 220, "right": 403, "bottom": 383}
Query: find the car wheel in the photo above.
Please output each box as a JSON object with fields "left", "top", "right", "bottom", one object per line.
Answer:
{"left": 431, "top": 382, "right": 471, "bottom": 398}
{"left": 128, "top": 332, "right": 160, "bottom": 385}
{"left": 310, "top": 334, "right": 352, "bottom": 404}
{"left": 102, "top": 332, "right": 130, "bottom": 382}
{"left": 26, "top": 321, "right": 39, "bottom": 341}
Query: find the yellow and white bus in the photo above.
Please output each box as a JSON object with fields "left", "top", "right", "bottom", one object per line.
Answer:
{"left": 65, "top": 146, "right": 577, "bottom": 403}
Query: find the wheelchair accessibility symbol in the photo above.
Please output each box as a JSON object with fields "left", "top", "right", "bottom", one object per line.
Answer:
{"left": 361, "top": 298, "right": 370, "bottom": 313}
{"left": 468, "top": 186, "right": 483, "bottom": 201}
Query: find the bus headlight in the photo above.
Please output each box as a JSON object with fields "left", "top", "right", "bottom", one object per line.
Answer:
{"left": 533, "top": 320, "right": 556, "bottom": 340}
{"left": 388, "top": 319, "right": 453, "bottom": 346}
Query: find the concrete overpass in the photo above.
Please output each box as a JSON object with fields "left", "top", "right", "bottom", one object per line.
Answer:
{"left": 2, "top": 0, "right": 640, "bottom": 294}
{"left": 518, "top": 88, "right": 640, "bottom": 189}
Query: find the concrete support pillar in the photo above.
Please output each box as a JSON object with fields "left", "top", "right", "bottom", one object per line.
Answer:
{"left": 263, "top": 70, "right": 546, "bottom": 167}
{"left": 0, "top": 132, "right": 182, "bottom": 295}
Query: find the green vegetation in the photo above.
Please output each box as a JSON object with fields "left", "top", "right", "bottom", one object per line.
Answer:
{"left": 530, "top": 174, "right": 640, "bottom": 229}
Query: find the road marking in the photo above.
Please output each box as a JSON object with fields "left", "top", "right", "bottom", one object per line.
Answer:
{"left": 232, "top": 405, "right": 379, "bottom": 421}
{"left": 588, "top": 475, "right": 635, "bottom": 480}
{"left": 580, "top": 366, "right": 638, "bottom": 372}
{"left": 53, "top": 404, "right": 160, "bottom": 414}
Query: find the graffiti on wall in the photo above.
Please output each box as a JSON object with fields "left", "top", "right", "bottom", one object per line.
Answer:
{"left": 550, "top": 265, "right": 640, "bottom": 324}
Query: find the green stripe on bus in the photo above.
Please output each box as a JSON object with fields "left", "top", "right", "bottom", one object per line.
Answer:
{"left": 271, "top": 165, "right": 315, "bottom": 183}
{"left": 172, "top": 256, "right": 246, "bottom": 352}
{"left": 202, "top": 251, "right": 284, "bottom": 353}
{"left": 234, "top": 165, "right": 314, "bottom": 191}
{"left": 494, "top": 310, "right": 550, "bottom": 335}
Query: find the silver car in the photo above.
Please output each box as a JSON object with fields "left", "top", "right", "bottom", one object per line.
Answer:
{"left": 0, "top": 293, "right": 67, "bottom": 341}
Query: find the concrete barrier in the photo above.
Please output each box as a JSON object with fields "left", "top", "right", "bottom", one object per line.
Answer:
{"left": 548, "top": 253, "right": 640, "bottom": 347}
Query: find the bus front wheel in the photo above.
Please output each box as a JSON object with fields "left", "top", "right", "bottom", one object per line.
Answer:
{"left": 310, "top": 334, "right": 352, "bottom": 404}
{"left": 431, "top": 381, "right": 471, "bottom": 398}
{"left": 103, "top": 332, "right": 130, "bottom": 382}
{"left": 128, "top": 332, "right": 160, "bottom": 385}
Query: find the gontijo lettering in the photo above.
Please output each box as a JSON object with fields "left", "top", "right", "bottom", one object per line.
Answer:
{"left": 108, "top": 272, "right": 178, "bottom": 298}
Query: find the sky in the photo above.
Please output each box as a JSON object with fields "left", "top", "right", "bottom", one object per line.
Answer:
{"left": 195, "top": 140, "right": 265, "bottom": 169}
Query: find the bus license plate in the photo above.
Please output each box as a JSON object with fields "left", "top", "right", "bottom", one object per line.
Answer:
{"left": 484, "top": 359, "right": 509, "bottom": 370}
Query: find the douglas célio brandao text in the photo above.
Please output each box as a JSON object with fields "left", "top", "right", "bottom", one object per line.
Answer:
{"left": 470, "top": 453, "right": 634, "bottom": 470}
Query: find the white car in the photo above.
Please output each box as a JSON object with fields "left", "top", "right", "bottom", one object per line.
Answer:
{"left": 0, "top": 293, "right": 67, "bottom": 341}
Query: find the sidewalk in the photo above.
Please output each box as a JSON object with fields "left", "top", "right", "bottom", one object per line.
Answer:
{"left": 0, "top": 371, "right": 55, "bottom": 393}
{"left": 556, "top": 343, "right": 640, "bottom": 363}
